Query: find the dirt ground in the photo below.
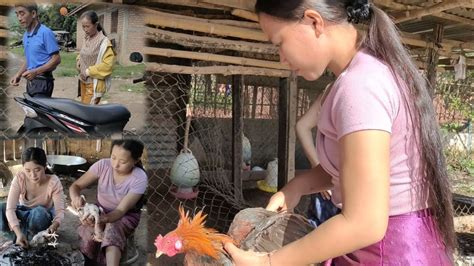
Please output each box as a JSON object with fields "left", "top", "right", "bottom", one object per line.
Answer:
{"left": 5, "top": 54, "right": 147, "bottom": 134}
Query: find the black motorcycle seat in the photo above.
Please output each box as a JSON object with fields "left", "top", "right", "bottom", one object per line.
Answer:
{"left": 29, "top": 97, "right": 131, "bottom": 124}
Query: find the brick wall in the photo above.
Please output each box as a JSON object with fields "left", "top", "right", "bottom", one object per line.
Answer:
{"left": 75, "top": 6, "right": 145, "bottom": 66}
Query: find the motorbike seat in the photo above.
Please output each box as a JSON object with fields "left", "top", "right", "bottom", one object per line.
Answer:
{"left": 29, "top": 96, "right": 131, "bottom": 124}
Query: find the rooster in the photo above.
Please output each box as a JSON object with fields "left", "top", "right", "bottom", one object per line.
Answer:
{"left": 154, "top": 207, "right": 313, "bottom": 265}
{"left": 154, "top": 206, "right": 234, "bottom": 265}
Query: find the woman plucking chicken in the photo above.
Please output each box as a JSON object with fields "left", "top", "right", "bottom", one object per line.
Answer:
{"left": 0, "top": 147, "right": 65, "bottom": 248}
{"left": 225, "top": 0, "right": 455, "bottom": 265}
{"left": 69, "top": 139, "right": 148, "bottom": 265}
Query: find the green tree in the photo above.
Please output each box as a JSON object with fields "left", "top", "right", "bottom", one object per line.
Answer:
{"left": 38, "top": 4, "right": 78, "bottom": 36}
{"left": 9, "top": 4, "right": 78, "bottom": 42}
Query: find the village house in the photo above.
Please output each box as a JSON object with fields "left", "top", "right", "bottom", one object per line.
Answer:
{"left": 69, "top": 3, "right": 145, "bottom": 66}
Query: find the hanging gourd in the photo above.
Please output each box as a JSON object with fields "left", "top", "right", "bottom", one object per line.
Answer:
{"left": 169, "top": 105, "right": 200, "bottom": 199}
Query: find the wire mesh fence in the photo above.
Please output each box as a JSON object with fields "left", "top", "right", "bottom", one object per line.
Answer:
{"left": 434, "top": 74, "right": 473, "bottom": 258}
{"left": 142, "top": 70, "right": 290, "bottom": 264}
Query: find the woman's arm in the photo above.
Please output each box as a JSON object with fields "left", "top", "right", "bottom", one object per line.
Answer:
{"left": 99, "top": 193, "right": 143, "bottom": 224}
{"left": 228, "top": 130, "right": 390, "bottom": 265}
{"left": 296, "top": 95, "right": 322, "bottom": 168}
{"left": 87, "top": 44, "right": 115, "bottom": 79}
{"left": 76, "top": 54, "right": 81, "bottom": 72}
{"left": 266, "top": 165, "right": 333, "bottom": 212}
{"left": 286, "top": 165, "right": 333, "bottom": 196}
{"left": 6, "top": 175, "right": 28, "bottom": 247}
{"left": 269, "top": 130, "right": 390, "bottom": 265}
{"left": 69, "top": 170, "right": 99, "bottom": 210}
{"left": 49, "top": 176, "right": 65, "bottom": 232}
{"left": 6, "top": 176, "right": 21, "bottom": 231}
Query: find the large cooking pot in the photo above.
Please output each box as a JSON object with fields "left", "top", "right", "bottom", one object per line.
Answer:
{"left": 47, "top": 155, "right": 88, "bottom": 176}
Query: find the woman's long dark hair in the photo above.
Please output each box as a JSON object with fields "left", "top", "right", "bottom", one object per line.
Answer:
{"left": 80, "top": 10, "right": 106, "bottom": 36}
{"left": 22, "top": 147, "right": 47, "bottom": 167}
{"left": 111, "top": 139, "right": 145, "bottom": 170}
{"left": 256, "top": 0, "right": 455, "bottom": 251}
{"left": 22, "top": 147, "right": 53, "bottom": 174}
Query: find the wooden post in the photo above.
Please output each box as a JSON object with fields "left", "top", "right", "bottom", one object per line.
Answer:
{"left": 427, "top": 24, "right": 444, "bottom": 98}
{"left": 175, "top": 59, "right": 192, "bottom": 152}
{"left": 232, "top": 75, "right": 244, "bottom": 200}
{"left": 278, "top": 77, "right": 290, "bottom": 190}
{"left": 287, "top": 74, "right": 298, "bottom": 181}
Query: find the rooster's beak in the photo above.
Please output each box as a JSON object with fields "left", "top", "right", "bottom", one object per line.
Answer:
{"left": 155, "top": 251, "right": 163, "bottom": 258}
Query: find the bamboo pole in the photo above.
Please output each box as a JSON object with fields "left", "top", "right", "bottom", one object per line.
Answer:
{"left": 0, "top": 29, "right": 7, "bottom": 38}
{"left": 287, "top": 73, "right": 297, "bottom": 181}
{"left": 146, "top": 0, "right": 227, "bottom": 10}
{"left": 0, "top": 16, "right": 7, "bottom": 27}
{"left": 373, "top": 0, "right": 417, "bottom": 10}
{"left": 0, "top": 46, "right": 7, "bottom": 60}
{"left": 144, "top": 8, "right": 473, "bottom": 51}
{"left": 213, "top": 19, "right": 260, "bottom": 29}
{"left": 141, "top": 7, "right": 260, "bottom": 29}
{"left": 393, "top": 0, "right": 472, "bottom": 23}
{"left": 144, "top": 11, "right": 267, "bottom": 41}
{"left": 144, "top": 47, "right": 288, "bottom": 69}
{"left": 426, "top": 24, "right": 444, "bottom": 97}
{"left": 435, "top": 12, "right": 474, "bottom": 26}
{"left": 146, "top": 27, "right": 277, "bottom": 54}
{"left": 145, "top": 63, "right": 291, "bottom": 77}
{"left": 200, "top": 0, "right": 255, "bottom": 11}
{"left": 231, "top": 9, "right": 258, "bottom": 22}
{"left": 400, "top": 31, "right": 473, "bottom": 53}
{"left": 375, "top": 0, "right": 474, "bottom": 27}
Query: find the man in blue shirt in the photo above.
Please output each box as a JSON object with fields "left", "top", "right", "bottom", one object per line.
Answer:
{"left": 10, "top": 4, "right": 61, "bottom": 97}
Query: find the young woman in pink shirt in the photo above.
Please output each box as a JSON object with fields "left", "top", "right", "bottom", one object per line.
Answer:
{"left": 225, "top": 0, "right": 454, "bottom": 265}
{"left": 69, "top": 139, "right": 147, "bottom": 265}
{"left": 0, "top": 147, "right": 65, "bottom": 248}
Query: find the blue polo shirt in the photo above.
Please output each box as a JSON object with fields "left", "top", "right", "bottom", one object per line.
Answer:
{"left": 22, "top": 23, "right": 59, "bottom": 70}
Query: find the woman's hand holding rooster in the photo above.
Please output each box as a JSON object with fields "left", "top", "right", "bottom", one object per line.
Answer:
{"left": 224, "top": 243, "right": 269, "bottom": 266}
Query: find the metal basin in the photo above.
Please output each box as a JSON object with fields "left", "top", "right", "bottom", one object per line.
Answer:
{"left": 47, "top": 155, "right": 87, "bottom": 176}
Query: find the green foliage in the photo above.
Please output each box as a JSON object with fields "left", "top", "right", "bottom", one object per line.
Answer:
{"left": 9, "top": 4, "right": 78, "bottom": 42}
{"left": 39, "top": 4, "right": 78, "bottom": 34}
{"left": 55, "top": 51, "right": 78, "bottom": 77}
{"left": 445, "top": 147, "right": 473, "bottom": 175}
{"left": 9, "top": 47, "right": 23, "bottom": 55}
{"left": 54, "top": 50, "right": 145, "bottom": 79}
{"left": 111, "top": 64, "right": 146, "bottom": 79}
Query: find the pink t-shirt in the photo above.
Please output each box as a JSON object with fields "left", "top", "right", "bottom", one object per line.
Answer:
{"left": 91, "top": 159, "right": 148, "bottom": 211}
{"left": 316, "top": 50, "right": 429, "bottom": 215}
{"left": 6, "top": 173, "right": 65, "bottom": 228}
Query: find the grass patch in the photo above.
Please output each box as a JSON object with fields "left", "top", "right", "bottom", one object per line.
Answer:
{"left": 118, "top": 83, "right": 146, "bottom": 94}
{"left": 10, "top": 47, "right": 23, "bottom": 56}
{"left": 55, "top": 51, "right": 78, "bottom": 77}
{"left": 11, "top": 47, "right": 145, "bottom": 79}
{"left": 112, "top": 64, "right": 145, "bottom": 79}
